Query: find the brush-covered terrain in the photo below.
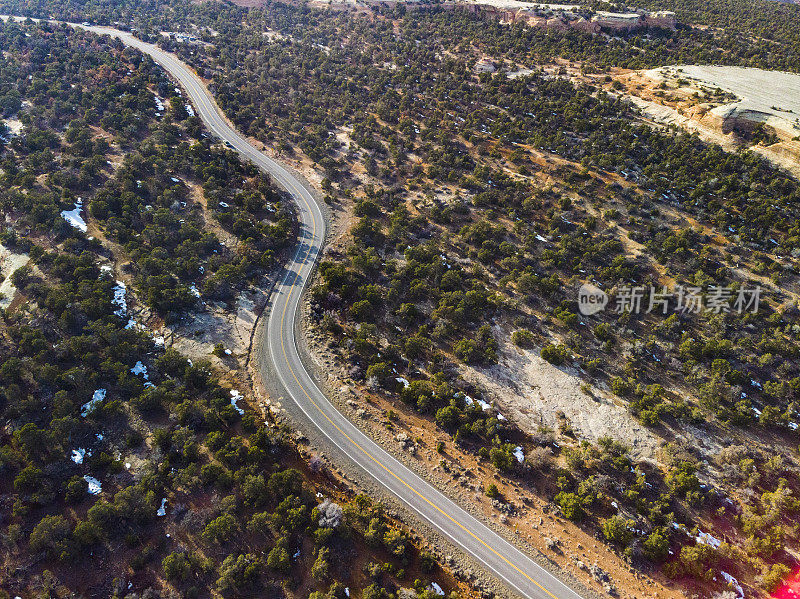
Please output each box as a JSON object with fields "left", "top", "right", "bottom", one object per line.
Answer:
{"left": 0, "top": 20, "right": 459, "bottom": 599}
{"left": 1, "top": 0, "right": 800, "bottom": 597}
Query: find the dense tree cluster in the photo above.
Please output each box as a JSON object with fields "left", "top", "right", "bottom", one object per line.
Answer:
{"left": 143, "top": 3, "right": 800, "bottom": 593}
{"left": 0, "top": 22, "right": 453, "bottom": 599}
{"left": 2, "top": 0, "right": 799, "bottom": 594}
{"left": 0, "top": 20, "right": 293, "bottom": 318}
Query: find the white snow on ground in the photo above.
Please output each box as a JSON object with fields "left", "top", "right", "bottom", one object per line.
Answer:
{"left": 112, "top": 281, "right": 127, "bottom": 317}
{"left": 462, "top": 394, "right": 492, "bottom": 411}
{"left": 71, "top": 448, "right": 88, "bottom": 464}
{"left": 429, "top": 582, "right": 445, "bottom": 596}
{"left": 185, "top": 103, "right": 195, "bottom": 117}
{"left": 396, "top": 377, "right": 409, "bottom": 388}
{"left": 696, "top": 530, "right": 722, "bottom": 548}
{"left": 84, "top": 475, "right": 102, "bottom": 495}
{"left": 131, "top": 361, "right": 148, "bottom": 378}
{"left": 81, "top": 388, "right": 106, "bottom": 417}
{"left": 111, "top": 281, "right": 140, "bottom": 330}
{"left": 230, "top": 390, "right": 244, "bottom": 415}
{"left": 344, "top": 589, "right": 350, "bottom": 598}
{"left": 721, "top": 571, "right": 744, "bottom": 598}
{"left": 513, "top": 446, "right": 525, "bottom": 463}
{"left": 157, "top": 498, "right": 167, "bottom": 516}
{"left": 189, "top": 284, "right": 201, "bottom": 298}
{"left": 61, "top": 199, "right": 87, "bottom": 232}
{"left": 153, "top": 94, "right": 164, "bottom": 113}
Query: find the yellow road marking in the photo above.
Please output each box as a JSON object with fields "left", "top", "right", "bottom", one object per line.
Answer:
{"left": 41, "top": 22, "right": 566, "bottom": 596}
{"left": 277, "top": 181, "right": 561, "bottom": 599}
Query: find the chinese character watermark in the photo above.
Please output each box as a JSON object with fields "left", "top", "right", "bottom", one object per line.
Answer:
{"left": 577, "top": 284, "right": 762, "bottom": 316}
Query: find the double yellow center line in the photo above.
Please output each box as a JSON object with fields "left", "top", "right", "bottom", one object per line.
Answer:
{"left": 276, "top": 181, "right": 561, "bottom": 599}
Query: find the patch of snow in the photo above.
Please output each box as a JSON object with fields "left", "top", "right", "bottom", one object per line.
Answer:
{"left": 84, "top": 475, "right": 102, "bottom": 495}
{"left": 153, "top": 94, "right": 165, "bottom": 112}
{"left": 81, "top": 389, "right": 106, "bottom": 417}
{"left": 461, "top": 394, "right": 491, "bottom": 411}
{"left": 696, "top": 530, "right": 722, "bottom": 549}
{"left": 157, "top": 498, "right": 167, "bottom": 517}
{"left": 497, "top": 413, "right": 506, "bottom": 421}
{"left": 429, "top": 582, "right": 445, "bottom": 596}
{"left": 131, "top": 361, "right": 148, "bottom": 378}
{"left": 95, "top": 433, "right": 104, "bottom": 441}
{"left": 230, "top": 390, "right": 244, "bottom": 415}
{"left": 112, "top": 281, "right": 127, "bottom": 317}
{"left": 189, "top": 284, "right": 201, "bottom": 298}
{"left": 721, "top": 571, "right": 744, "bottom": 598}
{"left": 71, "top": 448, "right": 88, "bottom": 464}
{"left": 61, "top": 199, "right": 87, "bottom": 233}
{"left": 535, "top": 234, "right": 548, "bottom": 242}
{"left": 396, "top": 377, "right": 409, "bottom": 388}
{"left": 513, "top": 446, "right": 525, "bottom": 463}
{"left": 185, "top": 103, "right": 195, "bottom": 117}
{"left": 344, "top": 589, "right": 350, "bottom": 598}
{"left": 293, "top": 548, "right": 300, "bottom": 559}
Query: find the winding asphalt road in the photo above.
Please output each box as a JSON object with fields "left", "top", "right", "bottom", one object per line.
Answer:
{"left": 3, "top": 16, "right": 587, "bottom": 599}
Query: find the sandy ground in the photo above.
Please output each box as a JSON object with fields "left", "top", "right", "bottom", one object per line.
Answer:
{"left": 462, "top": 338, "right": 663, "bottom": 462}
{"left": 1, "top": 117, "right": 23, "bottom": 136}
{"left": 0, "top": 243, "right": 30, "bottom": 309}
{"left": 168, "top": 286, "right": 271, "bottom": 366}
{"left": 300, "top": 308, "right": 683, "bottom": 599}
